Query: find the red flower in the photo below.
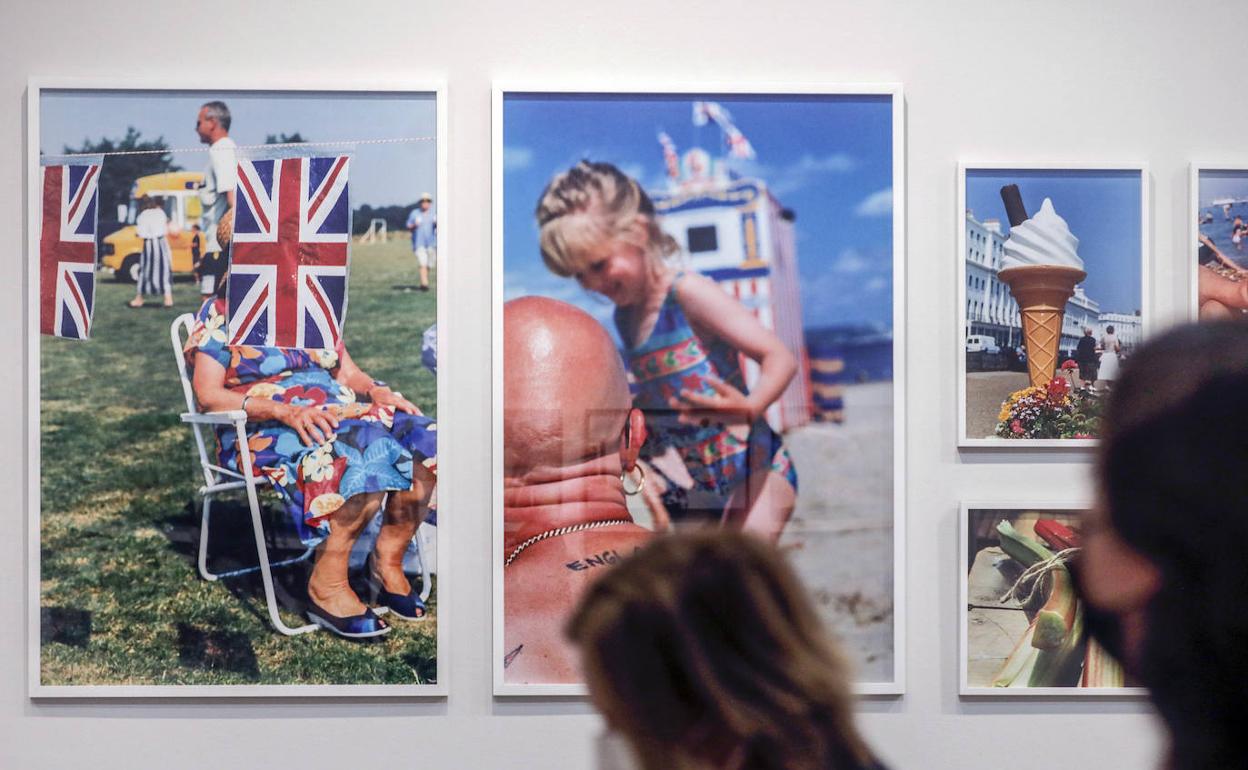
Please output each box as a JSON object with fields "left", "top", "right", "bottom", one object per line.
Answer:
{"left": 1047, "top": 377, "right": 1069, "bottom": 401}
{"left": 1011, "top": 420, "right": 1024, "bottom": 435}
{"left": 280, "top": 385, "right": 328, "bottom": 407}
{"left": 1060, "top": 359, "right": 1078, "bottom": 370}
{"left": 681, "top": 373, "right": 705, "bottom": 393}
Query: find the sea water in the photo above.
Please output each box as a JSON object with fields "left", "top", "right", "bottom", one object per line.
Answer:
{"left": 1199, "top": 203, "right": 1248, "bottom": 270}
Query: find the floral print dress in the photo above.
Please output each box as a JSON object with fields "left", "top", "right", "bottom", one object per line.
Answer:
{"left": 185, "top": 299, "right": 437, "bottom": 546}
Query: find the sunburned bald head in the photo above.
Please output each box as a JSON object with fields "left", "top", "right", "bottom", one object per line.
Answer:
{"left": 504, "top": 297, "right": 632, "bottom": 475}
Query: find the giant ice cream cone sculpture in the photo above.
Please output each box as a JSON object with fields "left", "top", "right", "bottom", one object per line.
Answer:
{"left": 997, "top": 186, "right": 1086, "bottom": 389}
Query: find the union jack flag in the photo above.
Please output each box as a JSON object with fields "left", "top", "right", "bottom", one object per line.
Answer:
{"left": 228, "top": 153, "right": 351, "bottom": 349}
{"left": 39, "top": 160, "right": 101, "bottom": 341}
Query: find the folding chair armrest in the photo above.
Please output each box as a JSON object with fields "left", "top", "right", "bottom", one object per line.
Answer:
{"left": 181, "top": 410, "right": 248, "bottom": 425}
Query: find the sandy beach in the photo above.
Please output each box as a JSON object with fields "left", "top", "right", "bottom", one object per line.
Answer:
{"left": 780, "top": 381, "right": 894, "bottom": 683}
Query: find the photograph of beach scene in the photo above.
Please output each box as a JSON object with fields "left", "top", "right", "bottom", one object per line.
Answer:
{"left": 34, "top": 88, "right": 441, "bottom": 692}
{"left": 961, "top": 167, "right": 1144, "bottom": 444}
{"left": 498, "top": 90, "right": 900, "bottom": 690}
{"left": 1194, "top": 169, "right": 1248, "bottom": 320}
{"left": 962, "top": 506, "right": 1137, "bottom": 695}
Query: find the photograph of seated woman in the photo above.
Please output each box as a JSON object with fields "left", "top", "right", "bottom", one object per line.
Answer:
{"left": 185, "top": 283, "right": 437, "bottom": 639}
{"left": 1078, "top": 321, "right": 1248, "bottom": 769}
{"left": 536, "top": 161, "right": 798, "bottom": 541}
{"left": 567, "top": 531, "right": 888, "bottom": 770}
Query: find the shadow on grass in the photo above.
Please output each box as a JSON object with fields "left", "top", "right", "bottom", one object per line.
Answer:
{"left": 159, "top": 498, "right": 316, "bottom": 626}
{"left": 41, "top": 607, "right": 92, "bottom": 648}
{"left": 175, "top": 622, "right": 261, "bottom": 679}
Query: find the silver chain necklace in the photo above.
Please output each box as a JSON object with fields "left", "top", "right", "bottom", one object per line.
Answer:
{"left": 504, "top": 519, "right": 634, "bottom": 567}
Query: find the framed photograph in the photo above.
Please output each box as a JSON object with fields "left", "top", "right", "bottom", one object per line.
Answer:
{"left": 493, "top": 84, "right": 905, "bottom": 695}
{"left": 1190, "top": 165, "right": 1248, "bottom": 321}
{"left": 958, "top": 164, "right": 1149, "bottom": 448}
{"left": 960, "top": 503, "right": 1144, "bottom": 697}
{"left": 27, "top": 80, "right": 449, "bottom": 697}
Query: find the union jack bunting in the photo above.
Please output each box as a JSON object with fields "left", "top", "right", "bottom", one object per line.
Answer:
{"left": 39, "top": 158, "right": 101, "bottom": 341}
{"left": 657, "top": 131, "right": 680, "bottom": 179}
{"left": 691, "top": 101, "right": 756, "bottom": 160}
{"left": 227, "top": 153, "right": 352, "bottom": 349}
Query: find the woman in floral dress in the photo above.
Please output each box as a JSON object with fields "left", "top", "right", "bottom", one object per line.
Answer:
{"left": 186, "top": 298, "right": 436, "bottom": 638}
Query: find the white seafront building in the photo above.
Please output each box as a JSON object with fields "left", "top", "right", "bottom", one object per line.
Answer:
{"left": 965, "top": 210, "right": 1140, "bottom": 355}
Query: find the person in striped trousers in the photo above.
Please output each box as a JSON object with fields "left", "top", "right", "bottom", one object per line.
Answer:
{"left": 128, "top": 195, "right": 173, "bottom": 308}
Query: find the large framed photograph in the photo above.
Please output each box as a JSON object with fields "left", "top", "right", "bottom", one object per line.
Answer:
{"left": 27, "top": 80, "right": 448, "bottom": 697}
{"left": 960, "top": 503, "right": 1143, "bottom": 697}
{"left": 958, "top": 164, "right": 1149, "bottom": 447}
{"left": 1190, "top": 165, "right": 1248, "bottom": 321}
{"left": 493, "top": 84, "right": 905, "bottom": 695}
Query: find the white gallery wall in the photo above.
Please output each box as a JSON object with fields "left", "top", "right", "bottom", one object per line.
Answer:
{"left": 3, "top": 0, "right": 1215, "bottom": 766}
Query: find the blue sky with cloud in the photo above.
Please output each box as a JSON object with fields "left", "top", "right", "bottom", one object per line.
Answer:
{"left": 40, "top": 90, "right": 436, "bottom": 207}
{"left": 965, "top": 169, "right": 1143, "bottom": 316}
{"left": 502, "top": 93, "right": 895, "bottom": 331}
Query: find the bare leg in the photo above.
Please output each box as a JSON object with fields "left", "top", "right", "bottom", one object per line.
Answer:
{"left": 307, "top": 492, "right": 384, "bottom": 616}
{"left": 722, "top": 469, "right": 796, "bottom": 543}
{"left": 419, "top": 265, "right": 430, "bottom": 289}
{"left": 1201, "top": 298, "right": 1234, "bottom": 321}
{"left": 373, "top": 464, "right": 435, "bottom": 595}
{"left": 1199, "top": 268, "right": 1248, "bottom": 313}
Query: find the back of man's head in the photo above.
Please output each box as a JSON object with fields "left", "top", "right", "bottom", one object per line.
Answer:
{"left": 504, "top": 297, "right": 631, "bottom": 475}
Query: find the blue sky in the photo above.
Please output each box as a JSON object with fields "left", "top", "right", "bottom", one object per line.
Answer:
{"left": 502, "top": 93, "right": 895, "bottom": 332}
{"left": 40, "top": 90, "right": 436, "bottom": 207}
{"left": 966, "top": 169, "right": 1143, "bottom": 315}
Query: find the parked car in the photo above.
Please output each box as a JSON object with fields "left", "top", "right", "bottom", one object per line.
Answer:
{"left": 965, "top": 334, "right": 1001, "bottom": 355}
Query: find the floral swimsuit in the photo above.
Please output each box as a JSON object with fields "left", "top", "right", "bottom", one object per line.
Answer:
{"left": 619, "top": 274, "right": 796, "bottom": 518}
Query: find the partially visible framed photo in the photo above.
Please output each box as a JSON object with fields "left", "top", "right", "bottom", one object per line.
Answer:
{"left": 1190, "top": 165, "right": 1248, "bottom": 321}
{"left": 957, "top": 164, "right": 1149, "bottom": 448}
{"left": 28, "top": 79, "right": 449, "bottom": 697}
{"left": 493, "top": 83, "right": 906, "bottom": 695}
{"left": 960, "top": 503, "right": 1144, "bottom": 697}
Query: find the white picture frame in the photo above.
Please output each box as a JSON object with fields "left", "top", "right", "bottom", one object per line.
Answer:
{"left": 1189, "top": 163, "right": 1248, "bottom": 323}
{"left": 958, "top": 501, "right": 1146, "bottom": 698}
{"left": 27, "top": 77, "right": 451, "bottom": 698}
{"left": 491, "top": 82, "right": 907, "bottom": 697}
{"left": 956, "top": 162, "right": 1151, "bottom": 449}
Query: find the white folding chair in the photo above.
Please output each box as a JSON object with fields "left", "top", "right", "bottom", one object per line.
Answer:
{"left": 172, "top": 314, "right": 436, "bottom": 632}
{"left": 171, "top": 313, "right": 318, "bottom": 636}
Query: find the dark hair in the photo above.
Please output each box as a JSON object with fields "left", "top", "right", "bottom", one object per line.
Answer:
{"left": 566, "top": 531, "right": 875, "bottom": 770}
{"left": 1106, "top": 325, "right": 1115, "bottom": 335}
{"left": 201, "top": 100, "right": 232, "bottom": 131}
{"left": 1097, "top": 321, "right": 1248, "bottom": 769}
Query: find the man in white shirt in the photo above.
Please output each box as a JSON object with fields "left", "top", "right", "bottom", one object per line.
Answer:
{"left": 195, "top": 100, "right": 236, "bottom": 297}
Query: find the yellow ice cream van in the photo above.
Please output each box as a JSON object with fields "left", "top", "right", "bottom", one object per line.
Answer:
{"left": 100, "top": 171, "right": 205, "bottom": 283}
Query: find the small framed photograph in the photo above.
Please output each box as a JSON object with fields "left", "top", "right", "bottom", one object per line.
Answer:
{"left": 960, "top": 503, "right": 1144, "bottom": 697}
{"left": 1190, "top": 165, "right": 1248, "bottom": 321}
{"left": 28, "top": 79, "right": 448, "bottom": 697}
{"left": 493, "top": 83, "right": 906, "bottom": 696}
{"left": 957, "top": 164, "right": 1149, "bottom": 447}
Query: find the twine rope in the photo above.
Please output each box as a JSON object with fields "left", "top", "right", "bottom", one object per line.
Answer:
{"left": 1000, "top": 547, "right": 1080, "bottom": 606}
{"left": 51, "top": 135, "right": 435, "bottom": 160}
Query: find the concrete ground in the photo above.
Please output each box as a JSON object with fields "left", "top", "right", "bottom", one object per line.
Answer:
{"left": 965, "top": 371, "right": 1031, "bottom": 439}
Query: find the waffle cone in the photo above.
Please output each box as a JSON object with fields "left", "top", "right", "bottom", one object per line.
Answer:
{"left": 999, "top": 265, "right": 1086, "bottom": 389}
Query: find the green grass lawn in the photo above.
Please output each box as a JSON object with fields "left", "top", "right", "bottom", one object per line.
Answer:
{"left": 39, "top": 237, "right": 440, "bottom": 686}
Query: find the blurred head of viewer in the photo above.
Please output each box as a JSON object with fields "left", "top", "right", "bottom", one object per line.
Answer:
{"left": 1079, "top": 321, "right": 1248, "bottom": 770}
{"left": 567, "top": 530, "right": 884, "bottom": 770}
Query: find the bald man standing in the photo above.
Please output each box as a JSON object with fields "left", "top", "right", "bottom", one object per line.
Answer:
{"left": 503, "top": 297, "right": 653, "bottom": 684}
